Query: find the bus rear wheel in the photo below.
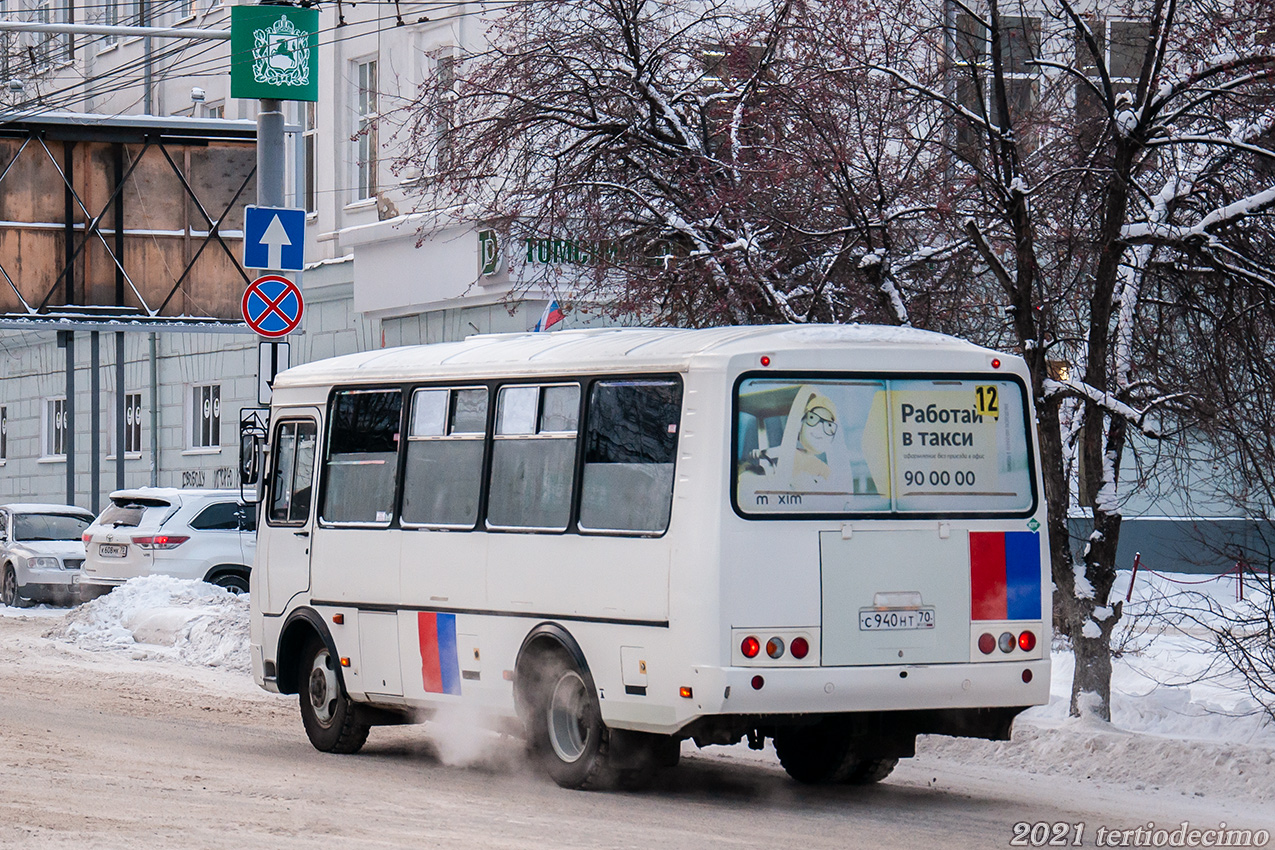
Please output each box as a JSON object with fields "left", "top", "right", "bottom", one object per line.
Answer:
{"left": 773, "top": 722, "right": 897, "bottom": 785}
{"left": 526, "top": 654, "right": 634, "bottom": 790}
{"left": 298, "top": 635, "right": 370, "bottom": 754}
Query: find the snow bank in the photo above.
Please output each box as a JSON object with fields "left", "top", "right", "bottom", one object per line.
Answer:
{"left": 44, "top": 575, "right": 251, "bottom": 674}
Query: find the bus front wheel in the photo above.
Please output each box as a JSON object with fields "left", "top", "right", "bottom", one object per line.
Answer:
{"left": 298, "top": 635, "right": 371, "bottom": 754}
{"left": 773, "top": 722, "right": 897, "bottom": 785}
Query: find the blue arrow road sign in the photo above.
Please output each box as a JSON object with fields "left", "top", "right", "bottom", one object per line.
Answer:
{"left": 244, "top": 205, "right": 306, "bottom": 271}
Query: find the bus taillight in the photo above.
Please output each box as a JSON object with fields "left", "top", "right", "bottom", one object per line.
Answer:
{"left": 978, "top": 633, "right": 996, "bottom": 654}
{"left": 741, "top": 636, "right": 761, "bottom": 659}
{"left": 1018, "top": 631, "right": 1037, "bottom": 651}
{"left": 766, "top": 637, "right": 785, "bottom": 659}
{"left": 998, "top": 632, "right": 1016, "bottom": 653}
{"left": 790, "top": 637, "right": 809, "bottom": 659}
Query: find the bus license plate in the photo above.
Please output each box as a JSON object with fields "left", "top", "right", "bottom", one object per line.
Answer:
{"left": 859, "top": 608, "right": 935, "bottom": 631}
{"left": 98, "top": 544, "right": 128, "bottom": 558}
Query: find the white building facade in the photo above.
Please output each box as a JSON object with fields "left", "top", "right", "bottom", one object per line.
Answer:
{"left": 0, "top": 1, "right": 562, "bottom": 510}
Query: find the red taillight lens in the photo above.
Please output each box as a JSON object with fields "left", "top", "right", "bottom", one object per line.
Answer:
{"left": 82, "top": 532, "right": 91, "bottom": 544}
{"left": 741, "top": 636, "right": 760, "bottom": 659}
{"left": 132, "top": 535, "right": 189, "bottom": 550}
{"left": 766, "top": 637, "right": 785, "bottom": 659}
{"left": 1018, "top": 631, "right": 1037, "bottom": 652}
{"left": 978, "top": 633, "right": 996, "bottom": 654}
{"left": 751, "top": 675, "right": 765, "bottom": 690}
{"left": 790, "top": 637, "right": 810, "bottom": 659}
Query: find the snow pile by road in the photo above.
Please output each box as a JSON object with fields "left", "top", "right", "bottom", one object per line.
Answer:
{"left": 925, "top": 568, "right": 1275, "bottom": 803}
{"left": 44, "top": 575, "right": 251, "bottom": 674}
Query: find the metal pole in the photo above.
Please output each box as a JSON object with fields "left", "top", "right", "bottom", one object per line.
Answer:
{"left": 149, "top": 332, "right": 158, "bottom": 487}
{"left": 116, "top": 332, "right": 126, "bottom": 491}
{"left": 63, "top": 332, "right": 75, "bottom": 506}
{"left": 257, "top": 99, "right": 286, "bottom": 208}
{"left": 0, "top": 21, "right": 229, "bottom": 40}
{"left": 141, "top": 0, "right": 153, "bottom": 115}
{"left": 90, "top": 330, "right": 100, "bottom": 513}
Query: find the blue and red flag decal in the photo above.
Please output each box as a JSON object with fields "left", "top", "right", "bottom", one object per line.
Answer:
{"left": 970, "top": 531, "right": 1042, "bottom": 621}
{"left": 417, "top": 611, "right": 461, "bottom": 695}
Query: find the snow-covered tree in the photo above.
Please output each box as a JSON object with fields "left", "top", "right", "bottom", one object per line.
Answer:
{"left": 396, "top": 0, "right": 1275, "bottom": 719}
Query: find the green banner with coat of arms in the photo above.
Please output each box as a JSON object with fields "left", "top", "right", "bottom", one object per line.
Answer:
{"left": 230, "top": 5, "right": 319, "bottom": 102}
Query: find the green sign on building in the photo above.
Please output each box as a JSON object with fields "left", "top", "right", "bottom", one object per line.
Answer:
{"left": 230, "top": 5, "right": 319, "bottom": 102}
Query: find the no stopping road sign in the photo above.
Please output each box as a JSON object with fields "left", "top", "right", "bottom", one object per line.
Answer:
{"left": 242, "top": 275, "right": 304, "bottom": 338}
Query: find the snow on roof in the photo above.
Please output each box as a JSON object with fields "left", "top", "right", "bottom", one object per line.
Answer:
{"left": 275, "top": 324, "right": 988, "bottom": 388}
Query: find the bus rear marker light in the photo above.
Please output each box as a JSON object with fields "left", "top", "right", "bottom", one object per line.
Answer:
{"left": 998, "top": 632, "right": 1016, "bottom": 653}
{"left": 790, "top": 637, "right": 809, "bottom": 659}
{"left": 679, "top": 686, "right": 693, "bottom": 699}
{"left": 1022, "top": 669, "right": 1033, "bottom": 683}
{"left": 760, "top": 355, "right": 771, "bottom": 367}
{"left": 751, "top": 675, "right": 764, "bottom": 690}
{"left": 766, "top": 637, "right": 785, "bottom": 659}
{"left": 741, "top": 636, "right": 760, "bottom": 659}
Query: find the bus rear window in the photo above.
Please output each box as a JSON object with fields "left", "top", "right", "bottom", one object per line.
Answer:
{"left": 735, "top": 376, "right": 1034, "bottom": 516}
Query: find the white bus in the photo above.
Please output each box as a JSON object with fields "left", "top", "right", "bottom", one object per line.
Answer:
{"left": 247, "top": 324, "right": 1050, "bottom": 789}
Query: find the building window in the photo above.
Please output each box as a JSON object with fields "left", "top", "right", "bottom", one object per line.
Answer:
{"left": 191, "top": 384, "right": 221, "bottom": 448}
{"left": 45, "top": 397, "right": 68, "bottom": 457}
{"left": 304, "top": 101, "right": 317, "bottom": 212}
{"left": 204, "top": 101, "right": 224, "bottom": 119}
{"left": 953, "top": 14, "right": 1041, "bottom": 154}
{"left": 1074, "top": 19, "right": 1150, "bottom": 138}
{"left": 353, "top": 59, "right": 378, "bottom": 201}
{"left": 30, "top": 0, "right": 72, "bottom": 68}
{"left": 0, "top": 405, "right": 7, "bottom": 461}
{"left": 124, "top": 392, "right": 142, "bottom": 454}
{"left": 433, "top": 53, "right": 456, "bottom": 173}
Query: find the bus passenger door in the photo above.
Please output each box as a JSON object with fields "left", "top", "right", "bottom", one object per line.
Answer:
{"left": 260, "top": 414, "right": 319, "bottom": 615}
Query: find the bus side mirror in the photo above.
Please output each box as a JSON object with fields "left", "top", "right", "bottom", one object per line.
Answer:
{"left": 239, "top": 409, "right": 268, "bottom": 504}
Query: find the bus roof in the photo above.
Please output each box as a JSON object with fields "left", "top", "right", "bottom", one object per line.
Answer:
{"left": 273, "top": 324, "right": 999, "bottom": 388}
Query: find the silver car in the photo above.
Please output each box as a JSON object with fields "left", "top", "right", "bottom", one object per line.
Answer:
{"left": 0, "top": 504, "right": 96, "bottom": 607}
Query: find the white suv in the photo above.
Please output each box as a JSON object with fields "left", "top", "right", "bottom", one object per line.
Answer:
{"left": 81, "top": 489, "right": 257, "bottom": 598}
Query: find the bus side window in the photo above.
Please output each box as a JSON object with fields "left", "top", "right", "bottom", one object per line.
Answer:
{"left": 402, "top": 387, "right": 488, "bottom": 528}
{"left": 322, "top": 389, "right": 402, "bottom": 525}
{"left": 269, "top": 421, "right": 317, "bottom": 525}
{"left": 487, "top": 384, "right": 579, "bottom": 531}
{"left": 579, "top": 379, "right": 682, "bottom": 534}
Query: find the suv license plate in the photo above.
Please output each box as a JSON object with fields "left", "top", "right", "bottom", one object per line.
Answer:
{"left": 98, "top": 543, "right": 128, "bottom": 558}
{"left": 859, "top": 608, "right": 936, "bottom": 631}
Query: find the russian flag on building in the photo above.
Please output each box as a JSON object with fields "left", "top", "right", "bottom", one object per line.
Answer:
{"left": 969, "top": 531, "right": 1043, "bottom": 621}
{"left": 533, "top": 299, "right": 565, "bottom": 332}
{"left": 417, "top": 611, "right": 462, "bottom": 695}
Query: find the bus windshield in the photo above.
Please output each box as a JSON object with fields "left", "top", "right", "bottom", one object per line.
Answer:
{"left": 734, "top": 375, "right": 1035, "bottom": 517}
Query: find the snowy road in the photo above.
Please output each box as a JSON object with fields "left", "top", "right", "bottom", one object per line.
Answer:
{"left": 2, "top": 612, "right": 1272, "bottom": 850}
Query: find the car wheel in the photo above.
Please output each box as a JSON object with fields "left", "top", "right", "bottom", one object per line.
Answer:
{"left": 525, "top": 653, "right": 622, "bottom": 789}
{"left": 211, "top": 572, "right": 250, "bottom": 594}
{"left": 2, "top": 565, "right": 31, "bottom": 609}
{"left": 298, "top": 635, "right": 370, "bottom": 754}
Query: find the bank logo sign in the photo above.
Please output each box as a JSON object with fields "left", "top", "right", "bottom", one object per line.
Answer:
{"left": 230, "top": 6, "right": 319, "bottom": 102}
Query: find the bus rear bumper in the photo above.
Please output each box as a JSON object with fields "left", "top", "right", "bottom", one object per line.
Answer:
{"left": 603, "top": 658, "right": 1050, "bottom": 736}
